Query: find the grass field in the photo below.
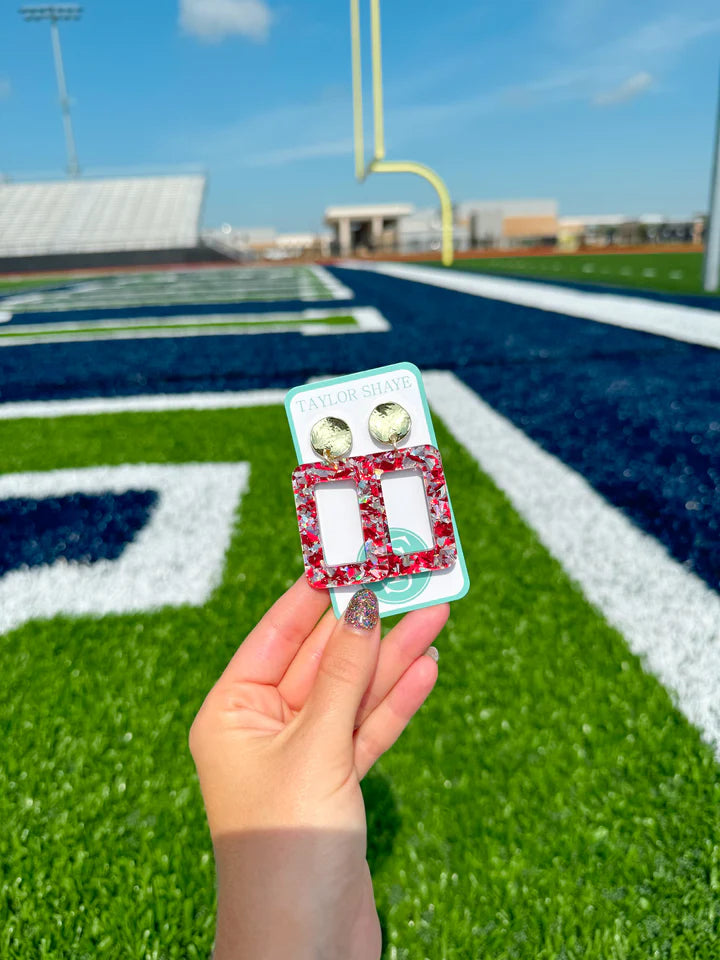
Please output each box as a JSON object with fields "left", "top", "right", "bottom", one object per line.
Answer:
{"left": 0, "top": 314, "right": 358, "bottom": 346}
{"left": 0, "top": 276, "right": 74, "bottom": 294}
{"left": 2, "top": 405, "right": 719, "bottom": 959}
{"left": 449, "top": 251, "right": 705, "bottom": 295}
{"left": 0, "top": 265, "right": 340, "bottom": 307}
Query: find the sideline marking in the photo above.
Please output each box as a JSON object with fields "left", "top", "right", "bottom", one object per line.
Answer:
{"left": 0, "top": 389, "right": 288, "bottom": 421}
{"left": 0, "top": 462, "right": 249, "bottom": 636}
{"left": 424, "top": 371, "right": 720, "bottom": 757}
{"left": 340, "top": 261, "right": 720, "bottom": 350}
{"left": 0, "top": 306, "right": 388, "bottom": 347}
{"left": 309, "top": 264, "right": 354, "bottom": 300}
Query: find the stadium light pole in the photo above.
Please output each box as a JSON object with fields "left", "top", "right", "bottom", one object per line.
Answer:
{"left": 19, "top": 5, "right": 83, "bottom": 178}
{"left": 703, "top": 68, "right": 720, "bottom": 292}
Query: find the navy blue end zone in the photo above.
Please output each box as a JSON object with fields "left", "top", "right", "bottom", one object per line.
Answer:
{"left": 0, "top": 490, "right": 157, "bottom": 576}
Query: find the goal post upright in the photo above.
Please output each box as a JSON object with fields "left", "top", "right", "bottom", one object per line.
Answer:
{"left": 369, "top": 0, "right": 385, "bottom": 161}
{"left": 703, "top": 67, "right": 720, "bottom": 292}
{"left": 349, "top": 0, "right": 454, "bottom": 266}
{"left": 350, "top": 0, "right": 365, "bottom": 182}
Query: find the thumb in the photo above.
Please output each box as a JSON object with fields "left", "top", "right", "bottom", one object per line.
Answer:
{"left": 301, "top": 587, "right": 380, "bottom": 746}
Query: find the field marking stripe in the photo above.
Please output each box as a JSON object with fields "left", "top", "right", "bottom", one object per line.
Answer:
{"left": 0, "top": 311, "right": 343, "bottom": 333}
{"left": 340, "top": 261, "right": 720, "bottom": 350}
{"left": 0, "top": 389, "right": 287, "bottom": 421}
{"left": 0, "top": 462, "right": 250, "bottom": 636}
{"left": 0, "top": 308, "right": 388, "bottom": 348}
{"left": 310, "top": 264, "right": 354, "bottom": 300}
{"left": 424, "top": 371, "right": 720, "bottom": 758}
{"left": 0, "top": 306, "right": 381, "bottom": 334}
{"left": 0, "top": 325, "right": 357, "bottom": 347}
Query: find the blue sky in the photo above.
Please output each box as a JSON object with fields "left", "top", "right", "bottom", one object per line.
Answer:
{"left": 1, "top": 0, "right": 719, "bottom": 231}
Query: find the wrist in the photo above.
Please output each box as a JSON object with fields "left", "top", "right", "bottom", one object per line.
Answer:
{"left": 212, "top": 830, "right": 379, "bottom": 960}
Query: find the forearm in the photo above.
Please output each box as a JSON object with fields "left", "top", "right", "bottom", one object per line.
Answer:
{"left": 212, "top": 830, "right": 380, "bottom": 960}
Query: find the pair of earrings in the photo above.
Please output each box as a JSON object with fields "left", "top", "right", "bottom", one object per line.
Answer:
{"left": 292, "top": 401, "right": 457, "bottom": 591}
{"left": 309, "top": 401, "right": 412, "bottom": 463}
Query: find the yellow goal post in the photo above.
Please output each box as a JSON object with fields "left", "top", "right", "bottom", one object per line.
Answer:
{"left": 350, "top": 0, "right": 454, "bottom": 266}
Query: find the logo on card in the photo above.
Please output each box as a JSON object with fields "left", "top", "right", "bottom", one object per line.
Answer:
{"left": 358, "top": 527, "right": 431, "bottom": 605}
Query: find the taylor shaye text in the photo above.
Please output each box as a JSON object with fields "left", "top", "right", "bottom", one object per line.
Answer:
{"left": 293, "top": 375, "right": 414, "bottom": 413}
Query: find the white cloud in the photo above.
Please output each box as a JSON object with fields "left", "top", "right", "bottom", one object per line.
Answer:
{"left": 0, "top": 78, "right": 11, "bottom": 100}
{"left": 180, "top": 0, "right": 272, "bottom": 42}
{"left": 594, "top": 71, "right": 654, "bottom": 106}
{"left": 415, "top": 10, "right": 718, "bottom": 121}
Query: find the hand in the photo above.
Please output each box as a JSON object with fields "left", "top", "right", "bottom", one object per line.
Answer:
{"left": 189, "top": 577, "right": 448, "bottom": 960}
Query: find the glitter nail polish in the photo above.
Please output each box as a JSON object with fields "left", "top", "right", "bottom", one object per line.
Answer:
{"left": 344, "top": 587, "right": 379, "bottom": 631}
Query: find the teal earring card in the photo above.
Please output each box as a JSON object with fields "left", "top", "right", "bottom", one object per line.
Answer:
{"left": 285, "top": 362, "right": 470, "bottom": 619}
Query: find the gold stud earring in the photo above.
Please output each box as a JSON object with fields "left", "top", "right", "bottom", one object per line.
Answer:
{"left": 310, "top": 416, "right": 353, "bottom": 462}
{"left": 368, "top": 402, "right": 412, "bottom": 447}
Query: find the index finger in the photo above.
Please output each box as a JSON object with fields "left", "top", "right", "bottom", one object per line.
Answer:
{"left": 221, "top": 575, "right": 330, "bottom": 685}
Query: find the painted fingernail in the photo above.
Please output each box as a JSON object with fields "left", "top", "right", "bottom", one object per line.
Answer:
{"left": 344, "top": 588, "right": 379, "bottom": 631}
{"left": 426, "top": 646, "right": 440, "bottom": 663}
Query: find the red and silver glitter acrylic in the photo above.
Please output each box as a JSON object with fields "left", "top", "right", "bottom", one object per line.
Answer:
{"left": 368, "top": 444, "right": 456, "bottom": 577}
{"left": 291, "top": 456, "right": 390, "bottom": 589}
{"left": 292, "top": 444, "right": 457, "bottom": 590}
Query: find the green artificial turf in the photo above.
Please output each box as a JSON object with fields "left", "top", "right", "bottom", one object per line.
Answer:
{"left": 1, "top": 266, "right": 335, "bottom": 312}
{"left": 0, "top": 276, "right": 76, "bottom": 294}
{"left": 0, "top": 407, "right": 718, "bottom": 958}
{"left": 0, "top": 315, "right": 357, "bottom": 342}
{"left": 447, "top": 252, "right": 705, "bottom": 295}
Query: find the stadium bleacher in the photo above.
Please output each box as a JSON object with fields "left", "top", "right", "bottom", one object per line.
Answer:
{"left": 0, "top": 174, "right": 224, "bottom": 271}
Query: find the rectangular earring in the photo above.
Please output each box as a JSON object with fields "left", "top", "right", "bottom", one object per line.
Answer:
{"left": 363, "top": 444, "right": 457, "bottom": 577}
{"left": 292, "top": 412, "right": 457, "bottom": 590}
{"left": 292, "top": 457, "right": 391, "bottom": 589}
{"left": 367, "top": 403, "right": 456, "bottom": 576}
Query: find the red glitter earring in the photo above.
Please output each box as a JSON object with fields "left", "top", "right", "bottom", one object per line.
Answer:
{"left": 362, "top": 444, "right": 456, "bottom": 577}
{"left": 367, "top": 402, "right": 456, "bottom": 577}
{"left": 292, "top": 416, "right": 391, "bottom": 590}
{"left": 292, "top": 409, "right": 458, "bottom": 591}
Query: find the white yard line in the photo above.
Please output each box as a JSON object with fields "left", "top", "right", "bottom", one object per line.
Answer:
{"left": 424, "top": 371, "right": 720, "bottom": 757}
{"left": 0, "top": 389, "right": 288, "bottom": 420}
{"left": 309, "top": 264, "right": 354, "bottom": 300}
{"left": 0, "top": 325, "right": 341, "bottom": 347}
{"left": 4, "top": 291, "right": 333, "bottom": 311}
{"left": 0, "top": 311, "right": 339, "bottom": 335}
{"left": 339, "top": 261, "right": 720, "bottom": 350}
{"left": 0, "top": 307, "right": 389, "bottom": 347}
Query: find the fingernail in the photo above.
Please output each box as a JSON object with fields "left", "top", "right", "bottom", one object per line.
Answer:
{"left": 344, "top": 588, "right": 379, "bottom": 631}
{"left": 426, "top": 646, "right": 439, "bottom": 663}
